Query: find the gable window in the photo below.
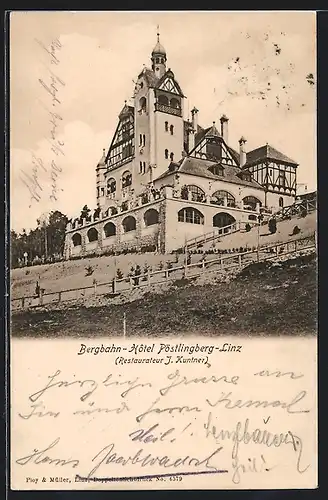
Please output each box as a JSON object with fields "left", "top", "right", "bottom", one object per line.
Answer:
{"left": 170, "top": 124, "right": 174, "bottom": 135}
{"left": 143, "top": 162, "right": 146, "bottom": 174}
{"left": 279, "top": 196, "right": 284, "bottom": 207}
{"left": 165, "top": 121, "right": 168, "bottom": 132}
{"left": 139, "top": 161, "right": 143, "bottom": 174}
{"left": 139, "top": 134, "right": 142, "bottom": 146}
{"left": 170, "top": 152, "right": 174, "bottom": 161}
{"left": 143, "top": 134, "right": 146, "bottom": 147}
{"left": 165, "top": 149, "right": 169, "bottom": 159}
{"left": 208, "top": 164, "right": 224, "bottom": 176}
{"left": 170, "top": 97, "right": 180, "bottom": 110}
{"left": 178, "top": 207, "right": 204, "bottom": 225}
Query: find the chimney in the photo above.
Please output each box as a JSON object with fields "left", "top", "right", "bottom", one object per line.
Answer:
{"left": 239, "top": 136, "right": 247, "bottom": 167}
{"left": 191, "top": 107, "right": 199, "bottom": 133}
{"left": 220, "top": 115, "right": 229, "bottom": 144}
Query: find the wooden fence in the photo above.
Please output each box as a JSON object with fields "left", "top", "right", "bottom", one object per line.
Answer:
{"left": 11, "top": 232, "right": 316, "bottom": 311}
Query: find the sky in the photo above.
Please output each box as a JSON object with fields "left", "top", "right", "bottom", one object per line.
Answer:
{"left": 10, "top": 11, "right": 316, "bottom": 232}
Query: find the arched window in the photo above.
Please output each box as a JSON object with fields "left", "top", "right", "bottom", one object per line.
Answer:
{"left": 165, "top": 149, "right": 169, "bottom": 159}
{"left": 107, "top": 178, "right": 116, "bottom": 195}
{"left": 279, "top": 197, "right": 284, "bottom": 208}
{"left": 158, "top": 95, "right": 169, "bottom": 105}
{"left": 170, "top": 152, "right": 174, "bottom": 161}
{"left": 213, "top": 212, "right": 236, "bottom": 229}
{"left": 144, "top": 209, "right": 159, "bottom": 226}
{"left": 170, "top": 124, "right": 174, "bottom": 135}
{"left": 187, "top": 185, "right": 205, "bottom": 202}
{"left": 165, "top": 121, "right": 168, "bottom": 132}
{"left": 103, "top": 222, "right": 116, "bottom": 238}
{"left": 156, "top": 57, "right": 160, "bottom": 63}
{"left": 178, "top": 207, "right": 204, "bottom": 225}
{"left": 170, "top": 97, "right": 180, "bottom": 109}
{"left": 122, "top": 216, "right": 136, "bottom": 233}
{"left": 87, "top": 228, "right": 98, "bottom": 243}
{"left": 72, "top": 233, "right": 82, "bottom": 247}
{"left": 139, "top": 97, "right": 147, "bottom": 112}
{"left": 211, "top": 190, "right": 235, "bottom": 207}
{"left": 243, "top": 196, "right": 262, "bottom": 211}
{"left": 143, "top": 134, "right": 146, "bottom": 146}
{"left": 122, "top": 171, "right": 132, "bottom": 188}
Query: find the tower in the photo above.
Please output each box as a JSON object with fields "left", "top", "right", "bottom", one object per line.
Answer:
{"left": 151, "top": 27, "right": 167, "bottom": 79}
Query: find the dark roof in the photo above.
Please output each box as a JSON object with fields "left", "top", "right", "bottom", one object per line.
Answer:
{"left": 138, "top": 68, "right": 159, "bottom": 88}
{"left": 246, "top": 144, "right": 298, "bottom": 166}
{"left": 155, "top": 156, "right": 264, "bottom": 190}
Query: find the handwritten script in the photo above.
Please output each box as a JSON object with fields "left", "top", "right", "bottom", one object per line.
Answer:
{"left": 11, "top": 338, "right": 316, "bottom": 489}
{"left": 20, "top": 37, "right": 65, "bottom": 208}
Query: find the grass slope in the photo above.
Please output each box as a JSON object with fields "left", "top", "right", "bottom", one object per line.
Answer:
{"left": 11, "top": 253, "right": 317, "bottom": 338}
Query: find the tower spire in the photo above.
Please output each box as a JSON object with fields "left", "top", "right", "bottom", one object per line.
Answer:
{"left": 157, "top": 24, "right": 160, "bottom": 43}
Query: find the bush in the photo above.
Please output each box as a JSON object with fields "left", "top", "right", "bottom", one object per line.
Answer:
{"left": 116, "top": 268, "right": 124, "bottom": 280}
{"left": 85, "top": 265, "right": 94, "bottom": 276}
{"left": 245, "top": 223, "right": 251, "bottom": 232}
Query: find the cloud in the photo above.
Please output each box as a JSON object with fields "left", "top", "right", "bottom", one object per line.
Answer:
{"left": 11, "top": 121, "right": 111, "bottom": 231}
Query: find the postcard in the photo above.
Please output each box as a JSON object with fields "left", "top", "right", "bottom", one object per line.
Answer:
{"left": 9, "top": 10, "right": 317, "bottom": 490}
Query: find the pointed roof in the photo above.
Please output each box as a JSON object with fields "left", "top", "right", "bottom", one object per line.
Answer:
{"left": 118, "top": 101, "right": 134, "bottom": 119}
{"left": 97, "top": 148, "right": 107, "bottom": 168}
{"left": 152, "top": 30, "right": 166, "bottom": 56}
{"left": 137, "top": 67, "right": 159, "bottom": 88}
{"left": 206, "top": 122, "right": 220, "bottom": 137}
{"left": 246, "top": 144, "right": 298, "bottom": 166}
{"left": 155, "top": 68, "right": 185, "bottom": 97}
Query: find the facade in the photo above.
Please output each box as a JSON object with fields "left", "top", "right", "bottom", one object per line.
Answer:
{"left": 64, "top": 33, "right": 298, "bottom": 259}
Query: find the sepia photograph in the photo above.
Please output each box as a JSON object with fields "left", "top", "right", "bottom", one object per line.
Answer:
{"left": 9, "top": 11, "right": 317, "bottom": 491}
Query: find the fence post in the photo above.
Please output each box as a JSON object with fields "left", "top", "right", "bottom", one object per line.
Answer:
{"left": 129, "top": 277, "right": 133, "bottom": 289}
{"left": 295, "top": 240, "right": 298, "bottom": 253}
{"left": 21, "top": 297, "right": 25, "bottom": 308}
{"left": 220, "top": 257, "right": 223, "bottom": 270}
{"left": 165, "top": 269, "right": 169, "bottom": 280}
{"left": 112, "top": 277, "right": 117, "bottom": 294}
{"left": 39, "top": 289, "right": 43, "bottom": 306}
{"left": 202, "top": 259, "right": 205, "bottom": 271}
{"left": 94, "top": 280, "right": 97, "bottom": 296}
{"left": 238, "top": 254, "right": 242, "bottom": 268}
{"left": 147, "top": 270, "right": 151, "bottom": 286}
{"left": 58, "top": 291, "right": 62, "bottom": 303}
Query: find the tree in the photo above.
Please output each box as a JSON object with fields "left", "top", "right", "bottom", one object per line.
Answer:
{"left": 46, "top": 210, "right": 68, "bottom": 256}
{"left": 80, "top": 205, "right": 91, "bottom": 222}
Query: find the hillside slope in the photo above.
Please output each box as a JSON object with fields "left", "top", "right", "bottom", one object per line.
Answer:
{"left": 11, "top": 253, "right": 317, "bottom": 338}
{"left": 11, "top": 211, "right": 316, "bottom": 300}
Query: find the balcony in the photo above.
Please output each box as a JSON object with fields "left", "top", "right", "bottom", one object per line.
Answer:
{"left": 155, "top": 102, "right": 182, "bottom": 117}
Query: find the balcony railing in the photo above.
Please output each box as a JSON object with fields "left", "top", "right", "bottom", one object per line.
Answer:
{"left": 155, "top": 103, "right": 182, "bottom": 117}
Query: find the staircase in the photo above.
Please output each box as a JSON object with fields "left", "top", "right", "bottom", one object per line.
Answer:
{"left": 184, "top": 193, "right": 317, "bottom": 252}
{"left": 185, "top": 220, "right": 257, "bottom": 250}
